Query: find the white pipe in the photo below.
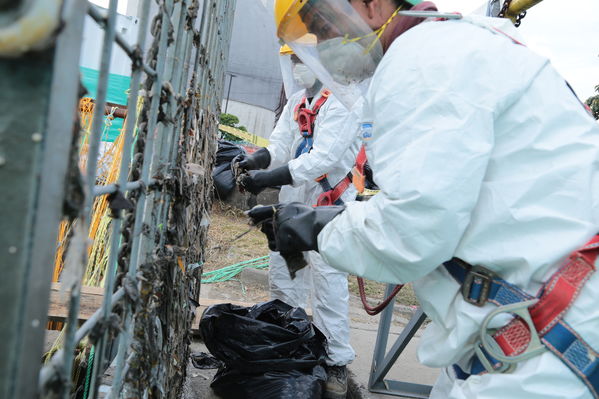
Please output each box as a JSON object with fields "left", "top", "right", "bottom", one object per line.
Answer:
{"left": 0, "top": 0, "right": 63, "bottom": 57}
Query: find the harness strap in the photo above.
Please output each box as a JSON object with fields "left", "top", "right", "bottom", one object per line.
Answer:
{"left": 445, "top": 235, "right": 599, "bottom": 397}
{"left": 316, "top": 174, "right": 352, "bottom": 206}
{"left": 293, "top": 90, "right": 331, "bottom": 136}
{"left": 293, "top": 90, "right": 331, "bottom": 158}
{"left": 315, "top": 144, "right": 370, "bottom": 206}
{"left": 351, "top": 146, "right": 368, "bottom": 194}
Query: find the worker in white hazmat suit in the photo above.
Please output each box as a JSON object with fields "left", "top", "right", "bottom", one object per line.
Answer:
{"left": 248, "top": 0, "right": 599, "bottom": 398}
{"left": 234, "top": 45, "right": 359, "bottom": 399}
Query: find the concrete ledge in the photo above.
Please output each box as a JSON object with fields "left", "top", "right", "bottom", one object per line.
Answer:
{"left": 240, "top": 267, "right": 269, "bottom": 289}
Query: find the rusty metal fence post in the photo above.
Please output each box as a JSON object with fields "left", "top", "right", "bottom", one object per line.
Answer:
{"left": 0, "top": 0, "right": 236, "bottom": 398}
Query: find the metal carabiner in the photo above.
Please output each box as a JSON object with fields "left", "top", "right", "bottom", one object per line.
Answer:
{"left": 478, "top": 299, "right": 546, "bottom": 372}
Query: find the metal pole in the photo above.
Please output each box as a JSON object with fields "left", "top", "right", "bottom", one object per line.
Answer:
{"left": 0, "top": 0, "right": 86, "bottom": 397}
{"left": 92, "top": 0, "right": 153, "bottom": 395}
{"left": 151, "top": 0, "right": 187, "bottom": 244}
{"left": 370, "top": 308, "right": 427, "bottom": 385}
{"left": 0, "top": 29, "right": 56, "bottom": 399}
{"left": 116, "top": 2, "right": 175, "bottom": 394}
{"left": 224, "top": 73, "right": 234, "bottom": 114}
{"left": 368, "top": 285, "right": 431, "bottom": 398}
{"left": 368, "top": 284, "right": 395, "bottom": 388}
{"left": 127, "top": 0, "right": 174, "bottom": 278}
{"left": 71, "top": 1, "right": 119, "bottom": 398}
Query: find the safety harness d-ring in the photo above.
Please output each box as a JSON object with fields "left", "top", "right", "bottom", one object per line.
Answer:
{"left": 477, "top": 299, "right": 546, "bottom": 373}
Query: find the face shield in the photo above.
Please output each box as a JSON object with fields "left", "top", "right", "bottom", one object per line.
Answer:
{"left": 280, "top": 44, "right": 319, "bottom": 98}
{"left": 276, "top": 0, "right": 385, "bottom": 110}
{"left": 279, "top": 48, "right": 303, "bottom": 98}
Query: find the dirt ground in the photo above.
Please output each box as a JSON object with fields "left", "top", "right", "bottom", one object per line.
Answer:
{"left": 203, "top": 201, "right": 419, "bottom": 307}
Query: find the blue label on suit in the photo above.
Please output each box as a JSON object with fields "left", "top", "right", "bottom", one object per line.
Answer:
{"left": 361, "top": 122, "right": 373, "bottom": 141}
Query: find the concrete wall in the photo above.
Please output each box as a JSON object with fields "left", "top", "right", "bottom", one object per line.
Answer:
{"left": 221, "top": 100, "right": 276, "bottom": 140}
{"left": 222, "top": 0, "right": 283, "bottom": 140}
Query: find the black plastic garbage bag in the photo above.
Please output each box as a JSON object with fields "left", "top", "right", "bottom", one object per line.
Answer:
{"left": 215, "top": 139, "right": 244, "bottom": 165}
{"left": 200, "top": 300, "right": 327, "bottom": 399}
{"left": 210, "top": 364, "right": 327, "bottom": 399}
{"left": 212, "top": 163, "right": 237, "bottom": 199}
{"left": 213, "top": 139, "right": 244, "bottom": 200}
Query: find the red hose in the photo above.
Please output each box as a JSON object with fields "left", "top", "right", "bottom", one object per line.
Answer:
{"left": 357, "top": 277, "right": 403, "bottom": 316}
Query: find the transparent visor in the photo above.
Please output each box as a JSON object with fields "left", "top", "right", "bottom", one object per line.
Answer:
{"left": 279, "top": 53, "right": 303, "bottom": 99}
{"left": 278, "top": 0, "right": 384, "bottom": 110}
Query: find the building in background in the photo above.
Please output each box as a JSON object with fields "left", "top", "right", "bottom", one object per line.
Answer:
{"left": 222, "top": 0, "right": 284, "bottom": 139}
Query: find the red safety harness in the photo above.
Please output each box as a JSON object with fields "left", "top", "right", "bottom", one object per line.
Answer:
{"left": 294, "top": 90, "right": 331, "bottom": 135}
{"left": 292, "top": 89, "right": 361, "bottom": 206}
{"left": 293, "top": 90, "right": 330, "bottom": 159}
{"left": 315, "top": 146, "right": 368, "bottom": 206}
{"left": 447, "top": 235, "right": 599, "bottom": 396}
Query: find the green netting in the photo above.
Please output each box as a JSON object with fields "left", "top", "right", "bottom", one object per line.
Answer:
{"left": 80, "top": 66, "right": 131, "bottom": 142}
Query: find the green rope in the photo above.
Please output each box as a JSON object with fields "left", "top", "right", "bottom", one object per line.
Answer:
{"left": 83, "top": 345, "right": 95, "bottom": 399}
{"left": 201, "top": 255, "right": 270, "bottom": 283}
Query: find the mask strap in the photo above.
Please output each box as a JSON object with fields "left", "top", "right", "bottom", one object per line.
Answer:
{"left": 342, "top": 5, "right": 404, "bottom": 54}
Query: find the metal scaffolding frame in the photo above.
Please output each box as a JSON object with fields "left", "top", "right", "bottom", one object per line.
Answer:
{"left": 368, "top": 285, "right": 432, "bottom": 398}
{"left": 0, "top": 0, "right": 236, "bottom": 398}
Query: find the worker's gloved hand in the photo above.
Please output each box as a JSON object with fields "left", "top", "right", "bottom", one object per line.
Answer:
{"left": 245, "top": 204, "right": 279, "bottom": 250}
{"left": 248, "top": 202, "right": 345, "bottom": 253}
{"left": 233, "top": 147, "right": 271, "bottom": 172}
{"left": 276, "top": 203, "right": 345, "bottom": 252}
{"left": 239, "top": 165, "right": 293, "bottom": 195}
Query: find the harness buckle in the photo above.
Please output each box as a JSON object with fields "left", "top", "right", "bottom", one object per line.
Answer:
{"left": 474, "top": 341, "right": 516, "bottom": 374}
{"left": 478, "top": 299, "right": 546, "bottom": 371}
{"left": 462, "top": 265, "right": 496, "bottom": 307}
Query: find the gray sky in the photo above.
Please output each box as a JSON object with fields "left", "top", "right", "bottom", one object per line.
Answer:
{"left": 435, "top": 0, "right": 599, "bottom": 100}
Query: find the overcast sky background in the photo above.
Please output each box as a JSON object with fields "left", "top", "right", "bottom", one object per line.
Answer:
{"left": 435, "top": 0, "right": 599, "bottom": 100}
{"left": 91, "top": 0, "right": 598, "bottom": 100}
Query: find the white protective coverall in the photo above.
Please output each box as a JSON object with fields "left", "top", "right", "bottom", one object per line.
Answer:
{"left": 317, "top": 16, "right": 599, "bottom": 398}
{"left": 266, "top": 88, "right": 359, "bottom": 366}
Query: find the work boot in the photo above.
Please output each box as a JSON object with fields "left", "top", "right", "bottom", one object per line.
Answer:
{"left": 324, "top": 365, "right": 348, "bottom": 399}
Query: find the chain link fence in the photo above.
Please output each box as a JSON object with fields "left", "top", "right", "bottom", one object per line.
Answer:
{"left": 0, "top": 0, "right": 235, "bottom": 398}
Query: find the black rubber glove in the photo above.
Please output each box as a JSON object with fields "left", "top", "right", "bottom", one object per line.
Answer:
{"left": 233, "top": 147, "right": 271, "bottom": 171}
{"left": 275, "top": 203, "right": 345, "bottom": 252}
{"left": 239, "top": 165, "right": 293, "bottom": 195}
{"left": 248, "top": 202, "right": 345, "bottom": 252}
{"left": 247, "top": 203, "right": 344, "bottom": 278}
{"left": 247, "top": 202, "right": 345, "bottom": 279}
{"left": 245, "top": 204, "right": 279, "bottom": 250}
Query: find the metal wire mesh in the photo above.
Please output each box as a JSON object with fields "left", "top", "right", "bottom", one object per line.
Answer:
{"left": 3, "top": 0, "right": 238, "bottom": 397}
